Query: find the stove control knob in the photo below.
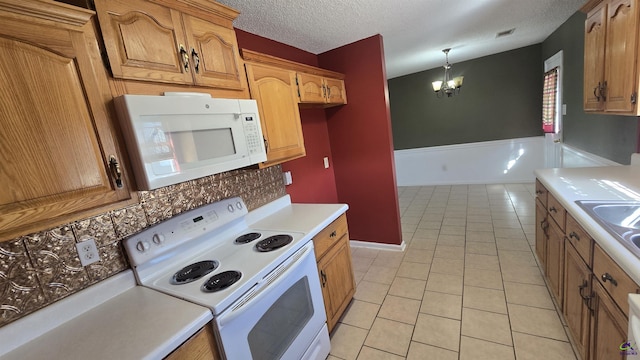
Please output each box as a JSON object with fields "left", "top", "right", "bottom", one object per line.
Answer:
{"left": 227, "top": 204, "right": 235, "bottom": 213}
{"left": 236, "top": 201, "right": 243, "bottom": 210}
{"left": 136, "top": 240, "right": 150, "bottom": 253}
{"left": 152, "top": 233, "right": 165, "bottom": 245}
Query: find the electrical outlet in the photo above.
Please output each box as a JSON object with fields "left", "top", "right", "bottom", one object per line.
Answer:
{"left": 76, "top": 238, "right": 100, "bottom": 266}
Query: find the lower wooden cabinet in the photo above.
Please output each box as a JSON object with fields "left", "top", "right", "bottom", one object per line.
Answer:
{"left": 546, "top": 217, "right": 565, "bottom": 307}
{"left": 165, "top": 325, "right": 220, "bottom": 360}
{"left": 589, "top": 280, "right": 628, "bottom": 360}
{"left": 564, "top": 242, "right": 592, "bottom": 360}
{"left": 536, "top": 178, "right": 640, "bottom": 360}
{"left": 313, "top": 214, "right": 356, "bottom": 333}
{"left": 535, "top": 200, "right": 548, "bottom": 266}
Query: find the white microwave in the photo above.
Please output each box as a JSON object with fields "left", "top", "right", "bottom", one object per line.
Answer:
{"left": 114, "top": 93, "right": 267, "bottom": 190}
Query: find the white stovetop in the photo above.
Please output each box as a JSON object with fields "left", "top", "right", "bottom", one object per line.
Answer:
{"left": 535, "top": 165, "right": 640, "bottom": 286}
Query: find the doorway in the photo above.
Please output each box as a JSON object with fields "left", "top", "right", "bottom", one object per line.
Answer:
{"left": 544, "top": 51, "right": 563, "bottom": 168}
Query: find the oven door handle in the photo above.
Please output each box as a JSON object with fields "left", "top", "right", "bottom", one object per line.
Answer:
{"left": 218, "top": 243, "right": 316, "bottom": 326}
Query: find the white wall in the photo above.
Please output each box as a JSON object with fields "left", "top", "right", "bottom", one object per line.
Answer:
{"left": 394, "top": 137, "right": 621, "bottom": 186}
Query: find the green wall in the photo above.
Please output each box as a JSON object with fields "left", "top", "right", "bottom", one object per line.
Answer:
{"left": 542, "top": 11, "right": 638, "bottom": 165}
{"left": 389, "top": 45, "right": 544, "bottom": 150}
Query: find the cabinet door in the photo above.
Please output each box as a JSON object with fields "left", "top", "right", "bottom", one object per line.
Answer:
{"left": 564, "top": 243, "right": 592, "bottom": 360}
{"left": 297, "top": 73, "right": 326, "bottom": 103}
{"left": 604, "top": 0, "right": 639, "bottom": 113}
{"left": 245, "top": 63, "right": 305, "bottom": 166}
{"left": 325, "top": 78, "right": 347, "bottom": 105}
{"left": 317, "top": 235, "right": 356, "bottom": 333}
{"left": 584, "top": 2, "right": 607, "bottom": 112}
{"left": 546, "top": 219, "right": 564, "bottom": 306}
{"left": 166, "top": 325, "right": 221, "bottom": 360}
{"left": 0, "top": 2, "right": 132, "bottom": 240}
{"left": 535, "top": 200, "right": 548, "bottom": 266}
{"left": 590, "top": 281, "right": 627, "bottom": 360}
{"left": 94, "top": 0, "right": 192, "bottom": 84}
{"left": 182, "top": 14, "right": 244, "bottom": 90}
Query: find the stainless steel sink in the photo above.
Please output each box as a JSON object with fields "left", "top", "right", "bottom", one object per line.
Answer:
{"left": 575, "top": 200, "right": 640, "bottom": 258}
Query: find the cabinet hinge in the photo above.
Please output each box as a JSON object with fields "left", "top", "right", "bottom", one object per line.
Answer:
{"left": 631, "top": 92, "right": 637, "bottom": 105}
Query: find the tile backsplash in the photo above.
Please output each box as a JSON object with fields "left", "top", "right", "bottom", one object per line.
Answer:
{"left": 0, "top": 165, "right": 286, "bottom": 327}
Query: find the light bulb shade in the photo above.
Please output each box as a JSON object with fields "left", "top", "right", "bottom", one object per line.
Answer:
{"left": 453, "top": 76, "right": 464, "bottom": 88}
{"left": 447, "top": 80, "right": 456, "bottom": 88}
{"left": 432, "top": 81, "right": 443, "bottom": 92}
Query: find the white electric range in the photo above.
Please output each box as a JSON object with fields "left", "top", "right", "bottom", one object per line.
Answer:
{"left": 124, "top": 196, "right": 330, "bottom": 360}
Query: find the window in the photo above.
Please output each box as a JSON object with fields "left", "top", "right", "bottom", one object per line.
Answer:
{"left": 542, "top": 67, "right": 559, "bottom": 133}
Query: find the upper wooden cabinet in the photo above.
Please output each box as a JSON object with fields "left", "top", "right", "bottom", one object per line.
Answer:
{"left": 245, "top": 62, "right": 306, "bottom": 167}
{"left": 0, "top": 0, "right": 134, "bottom": 241}
{"left": 242, "top": 49, "right": 347, "bottom": 108}
{"left": 584, "top": 2, "right": 607, "bottom": 112}
{"left": 94, "top": 0, "right": 246, "bottom": 91}
{"left": 297, "top": 73, "right": 347, "bottom": 105}
{"left": 583, "top": 0, "right": 640, "bottom": 114}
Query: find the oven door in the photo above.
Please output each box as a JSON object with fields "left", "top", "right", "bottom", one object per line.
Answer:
{"left": 215, "top": 242, "right": 329, "bottom": 360}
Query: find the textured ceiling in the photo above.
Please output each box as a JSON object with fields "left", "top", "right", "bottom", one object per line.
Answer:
{"left": 217, "top": 0, "right": 587, "bottom": 79}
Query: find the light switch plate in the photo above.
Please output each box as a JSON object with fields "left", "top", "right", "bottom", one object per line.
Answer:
{"left": 323, "top": 157, "right": 330, "bottom": 169}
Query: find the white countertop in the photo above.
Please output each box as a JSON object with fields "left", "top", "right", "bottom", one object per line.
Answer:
{"left": 0, "top": 271, "right": 212, "bottom": 360}
{"left": 534, "top": 165, "right": 640, "bottom": 286}
{"left": 249, "top": 200, "right": 349, "bottom": 238}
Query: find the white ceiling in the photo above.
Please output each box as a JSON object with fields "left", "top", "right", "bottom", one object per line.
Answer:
{"left": 217, "top": 0, "right": 587, "bottom": 79}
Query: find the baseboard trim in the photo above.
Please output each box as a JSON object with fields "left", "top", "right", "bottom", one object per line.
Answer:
{"left": 350, "top": 239, "right": 406, "bottom": 252}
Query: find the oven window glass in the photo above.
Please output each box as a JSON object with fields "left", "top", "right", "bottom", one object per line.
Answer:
{"left": 248, "top": 277, "right": 314, "bottom": 360}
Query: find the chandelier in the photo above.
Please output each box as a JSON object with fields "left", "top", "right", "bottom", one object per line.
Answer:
{"left": 432, "top": 48, "right": 464, "bottom": 97}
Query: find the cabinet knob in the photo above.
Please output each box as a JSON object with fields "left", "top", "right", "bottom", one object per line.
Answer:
{"left": 601, "top": 272, "right": 618, "bottom": 286}
{"left": 191, "top": 48, "right": 200, "bottom": 74}
{"left": 549, "top": 206, "right": 557, "bottom": 214}
{"left": 569, "top": 231, "right": 580, "bottom": 241}
{"left": 179, "top": 44, "right": 189, "bottom": 72}
{"left": 330, "top": 230, "right": 337, "bottom": 238}
{"left": 108, "top": 155, "right": 123, "bottom": 188}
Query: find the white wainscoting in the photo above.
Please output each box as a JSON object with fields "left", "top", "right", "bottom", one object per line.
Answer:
{"left": 561, "top": 143, "right": 620, "bottom": 168}
{"left": 394, "top": 137, "right": 622, "bottom": 186}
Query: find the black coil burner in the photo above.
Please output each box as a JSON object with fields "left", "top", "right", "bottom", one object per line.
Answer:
{"left": 234, "top": 232, "right": 262, "bottom": 244}
{"left": 171, "top": 260, "right": 218, "bottom": 285}
{"left": 202, "top": 270, "right": 242, "bottom": 292}
{"left": 255, "top": 234, "right": 293, "bottom": 252}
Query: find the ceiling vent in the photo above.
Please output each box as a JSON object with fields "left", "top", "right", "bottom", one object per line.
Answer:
{"left": 496, "top": 28, "right": 515, "bottom": 38}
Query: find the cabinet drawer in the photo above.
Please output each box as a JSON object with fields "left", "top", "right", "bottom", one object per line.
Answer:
{"left": 547, "top": 193, "right": 566, "bottom": 231}
{"left": 566, "top": 214, "right": 593, "bottom": 267}
{"left": 313, "top": 214, "right": 348, "bottom": 259}
{"left": 535, "top": 179, "right": 548, "bottom": 209}
{"left": 593, "top": 243, "right": 640, "bottom": 317}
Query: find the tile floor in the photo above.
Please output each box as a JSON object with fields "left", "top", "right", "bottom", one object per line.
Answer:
{"left": 328, "top": 184, "right": 578, "bottom": 360}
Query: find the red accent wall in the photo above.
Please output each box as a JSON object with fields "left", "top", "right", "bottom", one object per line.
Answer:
{"left": 319, "top": 35, "right": 403, "bottom": 245}
{"left": 235, "top": 29, "right": 318, "bottom": 67}
{"left": 235, "top": 29, "right": 339, "bottom": 204}
{"left": 282, "top": 108, "right": 338, "bottom": 204}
